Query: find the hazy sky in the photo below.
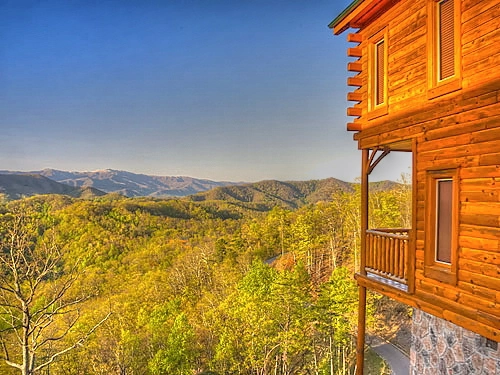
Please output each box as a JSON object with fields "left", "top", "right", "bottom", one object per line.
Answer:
{"left": 1, "top": 0, "right": 411, "bottom": 182}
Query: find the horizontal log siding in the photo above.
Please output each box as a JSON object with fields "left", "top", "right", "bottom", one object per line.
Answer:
{"left": 352, "top": 0, "right": 500, "bottom": 136}
{"left": 357, "top": 0, "right": 428, "bottom": 125}
{"left": 351, "top": 0, "right": 500, "bottom": 341}
{"left": 386, "top": 2, "right": 427, "bottom": 114}
{"left": 411, "top": 19, "right": 500, "bottom": 339}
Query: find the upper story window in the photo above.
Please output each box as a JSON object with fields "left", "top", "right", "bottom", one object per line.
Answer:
{"left": 424, "top": 168, "right": 459, "bottom": 284}
{"left": 428, "top": 0, "right": 461, "bottom": 98}
{"left": 368, "top": 28, "right": 388, "bottom": 119}
{"left": 374, "top": 39, "right": 385, "bottom": 106}
{"left": 437, "top": 0, "right": 455, "bottom": 81}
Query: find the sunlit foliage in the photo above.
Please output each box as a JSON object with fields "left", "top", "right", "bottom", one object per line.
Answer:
{"left": 0, "top": 180, "right": 411, "bottom": 374}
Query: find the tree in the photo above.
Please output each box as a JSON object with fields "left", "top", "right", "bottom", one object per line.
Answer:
{"left": 212, "top": 260, "right": 279, "bottom": 374}
{"left": 145, "top": 302, "right": 195, "bottom": 375}
{"left": 0, "top": 204, "right": 109, "bottom": 375}
{"left": 269, "top": 263, "right": 315, "bottom": 375}
{"left": 316, "top": 267, "right": 358, "bottom": 375}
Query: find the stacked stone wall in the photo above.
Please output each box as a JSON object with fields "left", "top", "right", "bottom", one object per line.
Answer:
{"left": 410, "top": 309, "right": 500, "bottom": 374}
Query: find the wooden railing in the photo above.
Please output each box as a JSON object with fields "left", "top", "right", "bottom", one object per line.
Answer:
{"left": 365, "top": 228, "right": 409, "bottom": 285}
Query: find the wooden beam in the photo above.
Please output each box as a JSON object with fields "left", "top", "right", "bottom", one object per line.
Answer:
{"left": 347, "top": 91, "right": 363, "bottom": 102}
{"left": 347, "top": 122, "right": 363, "bottom": 131}
{"left": 355, "top": 148, "right": 370, "bottom": 375}
{"left": 356, "top": 286, "right": 367, "bottom": 375}
{"left": 348, "top": 61, "right": 363, "bottom": 72}
{"left": 348, "top": 32, "right": 363, "bottom": 43}
{"left": 347, "top": 107, "right": 362, "bottom": 117}
{"left": 348, "top": 47, "right": 363, "bottom": 57}
{"left": 408, "top": 139, "right": 417, "bottom": 294}
{"left": 367, "top": 147, "right": 391, "bottom": 175}
{"left": 348, "top": 76, "right": 363, "bottom": 86}
{"left": 361, "top": 148, "right": 369, "bottom": 275}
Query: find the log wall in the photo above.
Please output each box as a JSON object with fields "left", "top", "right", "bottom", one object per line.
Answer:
{"left": 347, "top": 0, "right": 500, "bottom": 342}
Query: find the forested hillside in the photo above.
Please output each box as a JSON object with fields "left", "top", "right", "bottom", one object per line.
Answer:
{"left": 0, "top": 181, "right": 411, "bottom": 375}
{"left": 188, "top": 178, "right": 354, "bottom": 210}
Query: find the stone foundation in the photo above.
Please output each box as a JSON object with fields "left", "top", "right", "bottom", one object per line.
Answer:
{"left": 410, "top": 309, "right": 500, "bottom": 375}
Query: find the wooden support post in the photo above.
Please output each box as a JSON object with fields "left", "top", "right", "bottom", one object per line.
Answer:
{"left": 356, "top": 286, "right": 367, "bottom": 375}
{"left": 356, "top": 148, "right": 369, "bottom": 375}
{"left": 361, "top": 148, "right": 369, "bottom": 276}
{"left": 407, "top": 138, "right": 417, "bottom": 293}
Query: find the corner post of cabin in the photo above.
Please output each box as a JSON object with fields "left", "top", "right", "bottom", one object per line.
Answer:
{"left": 356, "top": 148, "right": 369, "bottom": 375}
{"left": 360, "top": 148, "right": 369, "bottom": 277}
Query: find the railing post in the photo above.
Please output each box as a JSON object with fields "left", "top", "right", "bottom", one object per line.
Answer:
{"left": 403, "top": 238, "right": 409, "bottom": 280}
{"left": 366, "top": 232, "right": 372, "bottom": 269}
{"left": 394, "top": 238, "right": 401, "bottom": 279}
{"left": 401, "top": 237, "right": 406, "bottom": 279}
{"left": 364, "top": 229, "right": 409, "bottom": 285}
{"left": 388, "top": 237, "right": 394, "bottom": 276}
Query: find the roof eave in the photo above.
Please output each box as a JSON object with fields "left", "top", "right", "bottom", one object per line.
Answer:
{"left": 328, "top": 0, "right": 364, "bottom": 34}
{"left": 329, "top": 0, "right": 397, "bottom": 35}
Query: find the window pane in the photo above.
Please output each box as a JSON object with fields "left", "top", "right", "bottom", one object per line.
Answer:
{"left": 436, "top": 179, "right": 452, "bottom": 263}
{"left": 375, "top": 40, "right": 385, "bottom": 105}
{"left": 439, "top": 0, "right": 455, "bottom": 80}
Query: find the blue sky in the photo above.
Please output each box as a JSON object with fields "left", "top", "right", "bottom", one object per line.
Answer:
{"left": 0, "top": 0, "right": 410, "bottom": 182}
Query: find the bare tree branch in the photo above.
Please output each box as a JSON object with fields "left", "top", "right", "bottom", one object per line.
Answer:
{"left": 0, "top": 207, "right": 109, "bottom": 375}
{"left": 33, "top": 311, "right": 112, "bottom": 373}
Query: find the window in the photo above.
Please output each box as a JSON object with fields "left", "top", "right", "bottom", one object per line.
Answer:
{"left": 428, "top": 0, "right": 461, "bottom": 98}
{"left": 368, "top": 28, "right": 388, "bottom": 119}
{"left": 435, "top": 178, "right": 452, "bottom": 263}
{"left": 437, "top": 0, "right": 455, "bottom": 81}
{"left": 425, "top": 169, "right": 458, "bottom": 284}
{"left": 374, "top": 39, "right": 385, "bottom": 106}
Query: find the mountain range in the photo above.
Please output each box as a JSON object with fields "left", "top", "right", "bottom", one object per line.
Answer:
{"left": 0, "top": 169, "right": 238, "bottom": 199}
{"left": 188, "top": 178, "right": 355, "bottom": 209}
{"left": 0, "top": 173, "right": 106, "bottom": 200}
{"left": 0, "top": 169, "right": 399, "bottom": 208}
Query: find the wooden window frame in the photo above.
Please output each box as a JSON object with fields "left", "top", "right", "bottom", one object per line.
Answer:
{"left": 427, "top": 0, "right": 461, "bottom": 99}
{"left": 424, "top": 168, "right": 459, "bottom": 284}
{"left": 367, "top": 28, "right": 388, "bottom": 119}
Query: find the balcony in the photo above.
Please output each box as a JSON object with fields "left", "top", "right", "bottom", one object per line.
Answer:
{"left": 364, "top": 228, "right": 410, "bottom": 292}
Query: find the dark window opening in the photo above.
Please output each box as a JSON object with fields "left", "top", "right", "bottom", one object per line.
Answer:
{"left": 438, "top": 0, "right": 455, "bottom": 80}
{"left": 375, "top": 39, "right": 385, "bottom": 105}
{"left": 436, "top": 179, "right": 452, "bottom": 263}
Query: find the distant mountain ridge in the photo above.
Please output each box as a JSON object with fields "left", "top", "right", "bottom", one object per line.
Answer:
{"left": 0, "top": 169, "right": 239, "bottom": 198}
{"left": 189, "top": 178, "right": 356, "bottom": 209}
{"left": 0, "top": 169, "right": 401, "bottom": 206}
{"left": 0, "top": 174, "right": 106, "bottom": 200}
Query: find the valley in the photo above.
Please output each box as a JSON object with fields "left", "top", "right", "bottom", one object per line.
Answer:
{"left": 0, "top": 170, "right": 411, "bottom": 374}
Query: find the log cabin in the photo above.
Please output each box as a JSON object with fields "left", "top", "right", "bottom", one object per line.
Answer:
{"left": 329, "top": 0, "right": 500, "bottom": 373}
